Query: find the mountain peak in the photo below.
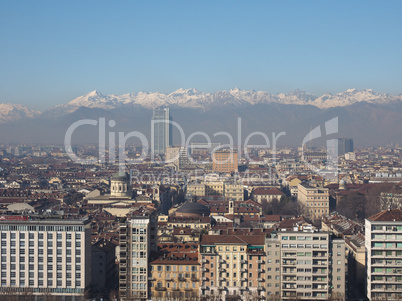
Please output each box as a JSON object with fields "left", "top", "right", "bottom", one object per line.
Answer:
{"left": 87, "top": 90, "right": 103, "bottom": 97}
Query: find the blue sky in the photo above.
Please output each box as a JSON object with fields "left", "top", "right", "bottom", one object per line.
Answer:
{"left": 0, "top": 0, "right": 401, "bottom": 110}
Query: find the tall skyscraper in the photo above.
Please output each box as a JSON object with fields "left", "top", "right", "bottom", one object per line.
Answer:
{"left": 152, "top": 108, "right": 172, "bottom": 157}
{"left": 338, "top": 138, "right": 354, "bottom": 156}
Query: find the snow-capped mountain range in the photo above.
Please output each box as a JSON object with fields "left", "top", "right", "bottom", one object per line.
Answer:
{"left": 0, "top": 103, "right": 40, "bottom": 124}
{"left": 0, "top": 88, "right": 401, "bottom": 123}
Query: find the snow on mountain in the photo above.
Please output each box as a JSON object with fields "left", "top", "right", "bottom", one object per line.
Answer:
{"left": 0, "top": 103, "right": 40, "bottom": 124}
{"left": 42, "top": 88, "right": 402, "bottom": 116}
{"left": 311, "top": 88, "right": 400, "bottom": 108}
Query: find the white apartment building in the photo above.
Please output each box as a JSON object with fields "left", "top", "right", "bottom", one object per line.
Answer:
{"left": 0, "top": 215, "right": 91, "bottom": 299}
{"left": 265, "top": 227, "right": 346, "bottom": 300}
{"left": 119, "top": 216, "right": 151, "bottom": 300}
{"left": 365, "top": 209, "right": 402, "bottom": 301}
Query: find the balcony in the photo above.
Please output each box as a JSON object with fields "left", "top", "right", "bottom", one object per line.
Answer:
{"left": 201, "top": 268, "right": 208, "bottom": 272}
{"left": 218, "top": 287, "right": 226, "bottom": 290}
{"left": 257, "top": 286, "right": 264, "bottom": 291}
{"left": 155, "top": 287, "right": 166, "bottom": 291}
{"left": 201, "top": 277, "right": 207, "bottom": 281}
{"left": 178, "top": 277, "right": 186, "bottom": 282}
{"left": 258, "top": 269, "right": 265, "bottom": 273}
{"left": 148, "top": 277, "right": 155, "bottom": 281}
{"left": 240, "top": 260, "right": 247, "bottom": 263}
{"left": 201, "top": 259, "right": 208, "bottom": 263}
{"left": 191, "top": 277, "right": 199, "bottom": 282}
{"left": 219, "top": 268, "right": 226, "bottom": 272}
{"left": 241, "top": 268, "right": 247, "bottom": 272}
{"left": 283, "top": 261, "right": 296, "bottom": 266}
{"left": 258, "top": 278, "right": 264, "bottom": 282}
{"left": 257, "top": 260, "right": 264, "bottom": 264}
{"left": 241, "top": 278, "right": 248, "bottom": 282}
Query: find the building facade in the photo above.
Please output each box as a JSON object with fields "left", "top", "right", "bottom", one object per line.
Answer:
{"left": 212, "top": 150, "right": 238, "bottom": 173}
{"left": 0, "top": 215, "right": 91, "bottom": 299}
{"left": 119, "top": 216, "right": 151, "bottom": 300}
{"left": 149, "top": 243, "right": 200, "bottom": 300}
{"left": 297, "top": 183, "right": 329, "bottom": 220}
{"left": 199, "top": 234, "right": 267, "bottom": 300}
{"left": 187, "top": 181, "right": 243, "bottom": 202}
{"left": 266, "top": 228, "right": 346, "bottom": 300}
{"left": 365, "top": 209, "right": 402, "bottom": 301}
{"left": 338, "top": 138, "right": 354, "bottom": 156}
{"left": 152, "top": 107, "right": 172, "bottom": 157}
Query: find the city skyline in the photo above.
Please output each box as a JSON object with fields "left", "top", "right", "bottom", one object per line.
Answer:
{"left": 0, "top": 1, "right": 402, "bottom": 109}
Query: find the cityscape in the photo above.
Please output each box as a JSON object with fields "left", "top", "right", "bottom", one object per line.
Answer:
{"left": 0, "top": 1, "right": 402, "bottom": 301}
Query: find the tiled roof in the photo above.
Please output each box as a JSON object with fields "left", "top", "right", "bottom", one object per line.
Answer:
{"left": 200, "top": 234, "right": 265, "bottom": 245}
{"left": 368, "top": 209, "right": 402, "bottom": 222}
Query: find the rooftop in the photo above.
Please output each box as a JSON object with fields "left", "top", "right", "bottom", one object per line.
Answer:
{"left": 368, "top": 208, "right": 402, "bottom": 222}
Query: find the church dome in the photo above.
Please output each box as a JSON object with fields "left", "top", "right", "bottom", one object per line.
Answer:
{"left": 111, "top": 171, "right": 129, "bottom": 181}
{"left": 175, "top": 202, "right": 210, "bottom": 217}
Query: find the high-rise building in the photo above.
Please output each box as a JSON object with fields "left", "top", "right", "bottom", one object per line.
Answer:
{"left": 338, "top": 138, "right": 354, "bottom": 156}
{"left": 365, "top": 209, "right": 402, "bottom": 301}
{"left": 152, "top": 108, "right": 172, "bottom": 157}
{"left": 266, "top": 228, "right": 346, "bottom": 300}
{"left": 212, "top": 150, "right": 238, "bottom": 173}
{"left": 0, "top": 215, "right": 91, "bottom": 299}
{"left": 165, "top": 146, "right": 189, "bottom": 170}
{"left": 119, "top": 214, "right": 157, "bottom": 300}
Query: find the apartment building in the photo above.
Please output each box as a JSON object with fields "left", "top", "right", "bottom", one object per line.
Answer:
{"left": 265, "top": 227, "right": 346, "bottom": 300}
{"left": 365, "top": 209, "right": 402, "bottom": 301}
{"left": 0, "top": 215, "right": 91, "bottom": 299}
{"left": 199, "top": 234, "right": 266, "bottom": 300}
{"left": 187, "top": 181, "right": 244, "bottom": 201}
{"left": 297, "top": 183, "right": 329, "bottom": 220}
{"left": 212, "top": 150, "right": 238, "bottom": 173}
{"left": 119, "top": 216, "right": 152, "bottom": 300}
{"left": 149, "top": 243, "right": 200, "bottom": 300}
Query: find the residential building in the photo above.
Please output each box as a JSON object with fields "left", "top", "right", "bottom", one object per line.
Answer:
{"left": 149, "top": 243, "right": 200, "bottom": 300}
{"left": 91, "top": 239, "right": 117, "bottom": 294}
{"left": 252, "top": 187, "right": 285, "bottom": 203}
{"left": 187, "top": 181, "right": 244, "bottom": 201}
{"left": 297, "top": 183, "right": 329, "bottom": 220}
{"left": 365, "top": 209, "right": 402, "bottom": 301}
{"left": 0, "top": 215, "right": 91, "bottom": 299}
{"left": 212, "top": 150, "right": 238, "bottom": 173}
{"left": 199, "top": 234, "right": 266, "bottom": 300}
{"left": 266, "top": 227, "right": 346, "bottom": 300}
{"left": 119, "top": 215, "right": 153, "bottom": 300}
